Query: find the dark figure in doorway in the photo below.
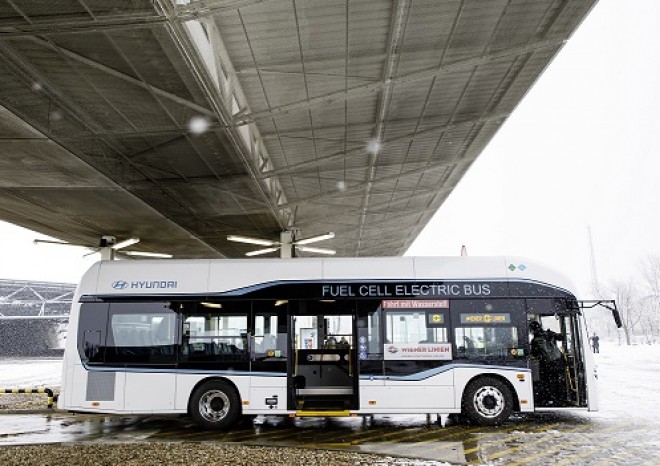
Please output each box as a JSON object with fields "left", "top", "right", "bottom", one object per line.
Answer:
{"left": 529, "top": 321, "right": 565, "bottom": 406}
{"left": 591, "top": 334, "right": 600, "bottom": 353}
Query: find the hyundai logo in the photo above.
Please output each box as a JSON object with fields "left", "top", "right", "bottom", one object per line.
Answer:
{"left": 112, "top": 280, "right": 128, "bottom": 290}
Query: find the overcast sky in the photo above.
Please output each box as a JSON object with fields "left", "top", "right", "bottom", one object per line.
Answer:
{"left": 407, "top": 0, "right": 660, "bottom": 297}
{"left": 0, "top": 0, "right": 657, "bottom": 296}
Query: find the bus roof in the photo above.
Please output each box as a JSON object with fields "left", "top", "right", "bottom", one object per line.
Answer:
{"left": 78, "top": 256, "right": 578, "bottom": 299}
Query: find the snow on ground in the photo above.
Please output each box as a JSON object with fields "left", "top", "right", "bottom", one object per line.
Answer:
{"left": 0, "top": 343, "right": 658, "bottom": 423}
{"left": 0, "top": 358, "right": 62, "bottom": 387}
{"left": 593, "top": 342, "right": 660, "bottom": 423}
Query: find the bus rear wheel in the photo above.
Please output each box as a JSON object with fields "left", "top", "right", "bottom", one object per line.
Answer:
{"left": 190, "top": 380, "right": 241, "bottom": 430}
{"left": 462, "top": 376, "right": 512, "bottom": 426}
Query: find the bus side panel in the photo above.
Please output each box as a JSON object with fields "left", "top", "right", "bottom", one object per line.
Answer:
{"left": 360, "top": 370, "right": 455, "bottom": 412}
{"left": 453, "top": 368, "right": 534, "bottom": 413}
{"left": 246, "top": 375, "right": 288, "bottom": 413}
{"left": 174, "top": 373, "right": 251, "bottom": 412}
{"left": 370, "top": 386, "right": 455, "bottom": 411}
{"left": 124, "top": 372, "right": 177, "bottom": 412}
{"left": 69, "top": 366, "right": 126, "bottom": 412}
{"left": 247, "top": 387, "right": 288, "bottom": 413}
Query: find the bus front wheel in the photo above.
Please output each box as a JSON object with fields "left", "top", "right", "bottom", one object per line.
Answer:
{"left": 190, "top": 380, "right": 241, "bottom": 430}
{"left": 462, "top": 376, "right": 512, "bottom": 426}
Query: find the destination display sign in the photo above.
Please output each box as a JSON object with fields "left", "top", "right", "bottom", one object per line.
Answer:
{"left": 460, "top": 313, "right": 512, "bottom": 324}
{"left": 381, "top": 300, "right": 449, "bottom": 309}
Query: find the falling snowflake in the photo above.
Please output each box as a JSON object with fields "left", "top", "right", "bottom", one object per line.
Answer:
{"left": 189, "top": 116, "right": 210, "bottom": 135}
{"left": 49, "top": 110, "right": 63, "bottom": 122}
{"left": 366, "top": 138, "right": 382, "bottom": 154}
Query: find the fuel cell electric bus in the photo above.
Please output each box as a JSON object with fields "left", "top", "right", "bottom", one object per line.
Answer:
{"left": 59, "top": 257, "right": 619, "bottom": 428}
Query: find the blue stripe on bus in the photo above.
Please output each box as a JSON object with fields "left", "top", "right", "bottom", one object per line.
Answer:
{"left": 359, "top": 364, "right": 530, "bottom": 382}
{"left": 82, "top": 363, "right": 528, "bottom": 381}
{"left": 82, "top": 364, "right": 281, "bottom": 377}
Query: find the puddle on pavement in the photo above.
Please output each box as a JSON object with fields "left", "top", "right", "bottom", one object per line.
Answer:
{"left": 2, "top": 411, "right": 652, "bottom": 465}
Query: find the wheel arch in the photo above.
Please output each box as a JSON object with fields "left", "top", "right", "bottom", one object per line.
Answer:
{"left": 187, "top": 376, "right": 243, "bottom": 415}
{"left": 461, "top": 373, "right": 521, "bottom": 413}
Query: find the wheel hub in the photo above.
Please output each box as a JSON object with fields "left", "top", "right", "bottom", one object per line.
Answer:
{"left": 199, "top": 390, "right": 230, "bottom": 422}
{"left": 473, "top": 385, "right": 504, "bottom": 418}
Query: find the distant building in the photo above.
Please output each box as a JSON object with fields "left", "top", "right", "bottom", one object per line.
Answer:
{"left": 0, "top": 279, "right": 75, "bottom": 356}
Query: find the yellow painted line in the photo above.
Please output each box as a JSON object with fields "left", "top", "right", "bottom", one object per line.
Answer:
{"left": 486, "top": 423, "right": 590, "bottom": 462}
{"left": 418, "top": 423, "right": 541, "bottom": 459}
{"left": 295, "top": 416, "right": 467, "bottom": 447}
{"left": 356, "top": 422, "right": 514, "bottom": 463}
{"left": 347, "top": 423, "right": 440, "bottom": 445}
{"left": 350, "top": 423, "right": 464, "bottom": 446}
{"left": 412, "top": 424, "right": 504, "bottom": 447}
{"left": 459, "top": 422, "right": 561, "bottom": 457}
{"left": 237, "top": 429, "right": 292, "bottom": 442}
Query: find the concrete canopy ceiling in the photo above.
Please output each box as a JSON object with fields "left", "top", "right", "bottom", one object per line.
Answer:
{"left": 0, "top": 0, "right": 596, "bottom": 259}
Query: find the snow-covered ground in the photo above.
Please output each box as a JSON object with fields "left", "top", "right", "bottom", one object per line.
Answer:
{"left": 0, "top": 358, "right": 62, "bottom": 387}
{"left": 0, "top": 343, "right": 658, "bottom": 423}
{"left": 592, "top": 341, "right": 660, "bottom": 423}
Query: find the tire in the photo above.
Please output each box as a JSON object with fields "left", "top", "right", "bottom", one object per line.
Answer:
{"left": 189, "top": 380, "right": 241, "bottom": 430}
{"left": 462, "top": 376, "right": 513, "bottom": 426}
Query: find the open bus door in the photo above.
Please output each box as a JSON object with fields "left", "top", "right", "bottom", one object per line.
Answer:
{"left": 577, "top": 300, "right": 621, "bottom": 411}
{"left": 528, "top": 300, "right": 620, "bottom": 412}
{"left": 288, "top": 308, "right": 358, "bottom": 415}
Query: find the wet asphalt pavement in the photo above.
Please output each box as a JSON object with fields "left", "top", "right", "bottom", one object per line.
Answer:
{"left": 2, "top": 410, "right": 659, "bottom": 465}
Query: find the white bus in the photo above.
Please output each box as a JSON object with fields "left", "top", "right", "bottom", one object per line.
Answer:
{"left": 59, "top": 257, "right": 619, "bottom": 429}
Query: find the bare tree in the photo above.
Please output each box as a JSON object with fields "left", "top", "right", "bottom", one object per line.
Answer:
{"left": 640, "top": 255, "right": 660, "bottom": 297}
{"left": 607, "top": 279, "right": 640, "bottom": 345}
{"left": 638, "top": 255, "right": 660, "bottom": 343}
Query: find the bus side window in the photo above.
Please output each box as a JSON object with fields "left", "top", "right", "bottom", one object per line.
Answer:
{"left": 254, "top": 302, "right": 288, "bottom": 359}
{"left": 356, "top": 300, "right": 384, "bottom": 360}
{"left": 104, "top": 302, "right": 178, "bottom": 365}
{"left": 82, "top": 330, "right": 102, "bottom": 362}
{"left": 454, "top": 326, "right": 518, "bottom": 358}
{"left": 385, "top": 310, "right": 448, "bottom": 344}
{"left": 77, "top": 303, "right": 109, "bottom": 364}
{"left": 179, "top": 301, "right": 249, "bottom": 363}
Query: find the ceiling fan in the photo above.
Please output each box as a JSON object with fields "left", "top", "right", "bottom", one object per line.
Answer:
{"left": 34, "top": 235, "right": 173, "bottom": 260}
{"left": 227, "top": 231, "right": 336, "bottom": 258}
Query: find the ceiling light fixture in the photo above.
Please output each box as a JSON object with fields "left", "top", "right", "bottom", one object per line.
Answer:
{"left": 228, "top": 231, "right": 336, "bottom": 257}
{"left": 227, "top": 235, "right": 277, "bottom": 246}
{"left": 34, "top": 236, "right": 172, "bottom": 260}
{"left": 111, "top": 237, "right": 140, "bottom": 250}
{"left": 33, "top": 239, "right": 84, "bottom": 247}
{"left": 201, "top": 302, "right": 222, "bottom": 309}
{"left": 294, "top": 232, "right": 335, "bottom": 246}
{"left": 296, "top": 246, "right": 336, "bottom": 255}
{"left": 124, "top": 251, "right": 174, "bottom": 258}
{"left": 245, "top": 247, "right": 279, "bottom": 257}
